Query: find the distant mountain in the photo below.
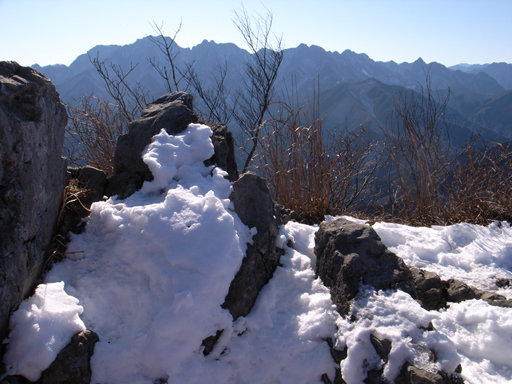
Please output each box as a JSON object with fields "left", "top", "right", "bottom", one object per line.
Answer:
{"left": 470, "top": 89, "right": 512, "bottom": 139}
{"left": 32, "top": 37, "right": 511, "bottom": 145}
{"left": 449, "top": 62, "right": 512, "bottom": 90}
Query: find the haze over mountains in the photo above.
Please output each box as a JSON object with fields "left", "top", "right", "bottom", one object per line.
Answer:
{"left": 33, "top": 37, "right": 512, "bottom": 144}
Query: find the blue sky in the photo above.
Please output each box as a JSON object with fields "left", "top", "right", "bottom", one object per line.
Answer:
{"left": 1, "top": 0, "right": 511, "bottom": 67}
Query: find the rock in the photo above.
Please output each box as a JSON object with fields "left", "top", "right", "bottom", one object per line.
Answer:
{"left": 496, "top": 278, "right": 511, "bottom": 288}
{"left": 445, "top": 278, "right": 512, "bottom": 308}
{"left": 60, "top": 166, "right": 108, "bottom": 235}
{"left": 396, "top": 363, "right": 446, "bottom": 384}
{"left": 409, "top": 267, "right": 446, "bottom": 310}
{"left": 0, "top": 62, "right": 67, "bottom": 346}
{"left": 201, "top": 330, "right": 223, "bottom": 356}
{"left": 106, "top": 92, "right": 198, "bottom": 199}
{"left": 444, "top": 279, "right": 478, "bottom": 303}
{"left": 44, "top": 166, "right": 108, "bottom": 267}
{"left": 204, "top": 124, "right": 239, "bottom": 182}
{"left": 314, "top": 218, "right": 413, "bottom": 317}
{"left": 222, "top": 172, "right": 284, "bottom": 320}
{"left": 69, "top": 166, "right": 108, "bottom": 208}
{"left": 40, "top": 329, "right": 99, "bottom": 384}
{"left": 370, "top": 334, "right": 392, "bottom": 361}
{"left": 395, "top": 362, "right": 464, "bottom": 384}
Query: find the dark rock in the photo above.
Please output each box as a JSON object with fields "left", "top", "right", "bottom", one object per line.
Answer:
{"left": 204, "top": 124, "right": 238, "bottom": 182}
{"left": 68, "top": 166, "right": 108, "bottom": 208}
{"left": 0, "top": 62, "right": 67, "bottom": 346}
{"left": 496, "top": 278, "right": 511, "bottom": 288}
{"left": 0, "top": 376, "right": 32, "bottom": 384}
{"left": 370, "top": 334, "right": 392, "bottom": 361}
{"left": 409, "top": 267, "right": 446, "bottom": 310}
{"left": 314, "top": 219, "right": 413, "bottom": 317}
{"left": 334, "top": 369, "right": 346, "bottom": 384}
{"left": 395, "top": 363, "right": 445, "bottom": 384}
{"left": 274, "top": 203, "right": 302, "bottom": 225}
{"left": 44, "top": 167, "right": 108, "bottom": 268}
{"left": 59, "top": 167, "right": 108, "bottom": 236}
{"left": 201, "top": 330, "right": 223, "bottom": 356}
{"left": 40, "top": 329, "right": 99, "bottom": 384}
{"left": 364, "top": 369, "right": 388, "bottom": 384}
{"left": 222, "top": 172, "right": 284, "bottom": 320}
{"left": 106, "top": 92, "right": 198, "bottom": 199}
{"left": 444, "top": 279, "right": 478, "bottom": 303}
{"left": 321, "top": 373, "right": 332, "bottom": 384}
{"left": 326, "top": 338, "right": 348, "bottom": 364}
{"left": 395, "top": 363, "right": 464, "bottom": 384}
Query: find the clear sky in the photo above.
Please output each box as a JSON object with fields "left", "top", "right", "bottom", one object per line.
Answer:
{"left": 1, "top": 0, "right": 511, "bottom": 68}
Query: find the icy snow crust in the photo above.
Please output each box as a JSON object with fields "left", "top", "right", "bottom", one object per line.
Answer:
{"left": 3, "top": 125, "right": 512, "bottom": 383}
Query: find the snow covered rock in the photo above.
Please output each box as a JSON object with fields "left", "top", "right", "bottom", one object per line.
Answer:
{"left": 106, "top": 92, "right": 239, "bottom": 199}
{"left": 0, "top": 61, "right": 67, "bottom": 345}
{"left": 106, "top": 92, "right": 199, "bottom": 199}
{"left": 222, "top": 172, "right": 284, "bottom": 320}
{"left": 314, "top": 218, "right": 413, "bottom": 317}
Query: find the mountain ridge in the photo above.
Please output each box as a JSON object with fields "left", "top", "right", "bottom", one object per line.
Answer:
{"left": 32, "top": 37, "right": 512, "bottom": 143}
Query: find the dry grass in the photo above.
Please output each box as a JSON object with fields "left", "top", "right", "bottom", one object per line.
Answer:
{"left": 256, "top": 80, "right": 382, "bottom": 222}
{"left": 66, "top": 96, "right": 129, "bottom": 176}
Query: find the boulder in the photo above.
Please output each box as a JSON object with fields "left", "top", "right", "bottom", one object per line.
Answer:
{"left": 222, "top": 172, "right": 284, "bottom": 319}
{"left": 0, "top": 62, "right": 67, "bottom": 346}
{"left": 409, "top": 267, "right": 446, "bottom": 310}
{"left": 106, "top": 92, "right": 198, "bottom": 199}
{"left": 40, "top": 330, "right": 99, "bottom": 384}
{"left": 314, "top": 218, "right": 413, "bottom": 317}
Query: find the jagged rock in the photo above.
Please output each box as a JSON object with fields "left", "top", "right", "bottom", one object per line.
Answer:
{"left": 314, "top": 218, "right": 413, "bottom": 317}
{"left": 204, "top": 124, "right": 239, "bottom": 182}
{"left": 409, "top": 267, "right": 446, "bottom": 310}
{"left": 106, "top": 92, "right": 198, "bottom": 199}
{"left": 222, "top": 172, "right": 284, "bottom": 320}
{"left": 444, "top": 279, "right": 478, "bottom": 303}
{"left": 0, "top": 62, "right": 67, "bottom": 346}
{"left": 40, "top": 329, "right": 99, "bottom": 384}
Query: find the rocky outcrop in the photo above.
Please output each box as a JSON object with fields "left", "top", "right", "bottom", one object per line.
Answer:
{"left": 0, "top": 62, "right": 67, "bottom": 345}
{"left": 106, "top": 92, "right": 239, "bottom": 199}
{"left": 222, "top": 172, "right": 284, "bottom": 320}
{"left": 314, "top": 218, "right": 413, "bottom": 317}
{"left": 106, "top": 92, "right": 199, "bottom": 199}
{"left": 314, "top": 219, "right": 471, "bottom": 384}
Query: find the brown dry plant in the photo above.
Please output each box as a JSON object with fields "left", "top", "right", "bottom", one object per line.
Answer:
{"left": 66, "top": 96, "right": 129, "bottom": 176}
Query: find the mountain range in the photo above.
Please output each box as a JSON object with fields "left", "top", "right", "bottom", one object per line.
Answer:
{"left": 32, "top": 37, "right": 512, "bottom": 144}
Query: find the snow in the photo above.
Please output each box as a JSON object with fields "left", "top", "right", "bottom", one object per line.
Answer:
{"left": 3, "top": 123, "right": 512, "bottom": 384}
{"left": 372, "top": 220, "right": 512, "bottom": 297}
{"left": 2, "top": 282, "right": 85, "bottom": 381}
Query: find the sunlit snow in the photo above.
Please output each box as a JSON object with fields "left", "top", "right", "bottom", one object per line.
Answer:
{"left": 3, "top": 124, "right": 512, "bottom": 384}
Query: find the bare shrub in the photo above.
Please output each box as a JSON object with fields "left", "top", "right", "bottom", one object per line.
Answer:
{"left": 66, "top": 96, "right": 128, "bottom": 176}
{"left": 442, "top": 141, "right": 512, "bottom": 224}
{"left": 257, "top": 80, "right": 382, "bottom": 222}
{"left": 383, "top": 74, "right": 455, "bottom": 224}
{"left": 234, "top": 6, "right": 284, "bottom": 173}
